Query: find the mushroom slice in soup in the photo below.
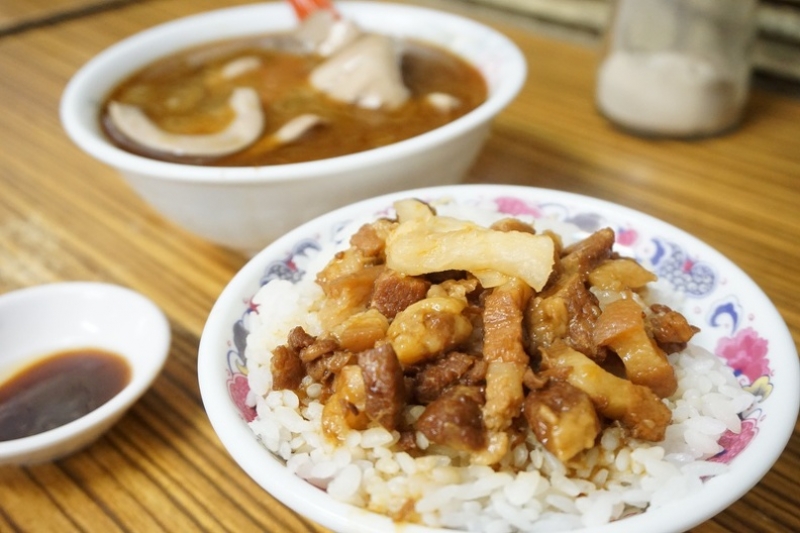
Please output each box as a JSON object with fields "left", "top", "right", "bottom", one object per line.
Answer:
{"left": 107, "top": 87, "right": 264, "bottom": 157}
{"left": 220, "top": 56, "right": 262, "bottom": 79}
{"left": 310, "top": 33, "right": 410, "bottom": 110}
{"left": 272, "top": 114, "right": 326, "bottom": 144}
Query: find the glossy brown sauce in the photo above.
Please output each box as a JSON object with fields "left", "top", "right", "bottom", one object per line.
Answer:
{"left": 101, "top": 36, "right": 487, "bottom": 166}
{"left": 0, "top": 348, "right": 131, "bottom": 441}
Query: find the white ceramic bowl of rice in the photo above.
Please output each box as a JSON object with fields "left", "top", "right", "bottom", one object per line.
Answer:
{"left": 198, "top": 184, "right": 799, "bottom": 533}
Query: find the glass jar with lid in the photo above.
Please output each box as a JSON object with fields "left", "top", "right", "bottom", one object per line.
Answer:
{"left": 595, "top": 0, "right": 759, "bottom": 138}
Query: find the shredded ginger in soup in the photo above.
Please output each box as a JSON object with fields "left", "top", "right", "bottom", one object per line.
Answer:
{"left": 101, "top": 11, "right": 487, "bottom": 167}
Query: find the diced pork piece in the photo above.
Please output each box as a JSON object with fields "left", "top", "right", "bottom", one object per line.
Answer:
{"left": 370, "top": 269, "right": 430, "bottom": 319}
{"left": 593, "top": 298, "right": 677, "bottom": 398}
{"left": 358, "top": 343, "right": 406, "bottom": 430}
{"left": 416, "top": 385, "right": 486, "bottom": 452}
{"left": 316, "top": 264, "right": 384, "bottom": 330}
{"left": 286, "top": 326, "right": 338, "bottom": 363}
{"left": 287, "top": 326, "right": 315, "bottom": 351}
{"left": 527, "top": 272, "right": 604, "bottom": 360}
{"left": 316, "top": 218, "right": 394, "bottom": 290}
{"left": 459, "top": 303, "right": 486, "bottom": 357}
{"left": 322, "top": 365, "right": 369, "bottom": 440}
{"left": 461, "top": 357, "right": 488, "bottom": 385}
{"left": 483, "top": 278, "right": 533, "bottom": 366}
{"left": 560, "top": 228, "right": 615, "bottom": 278}
{"left": 332, "top": 309, "right": 389, "bottom": 352}
{"left": 541, "top": 342, "right": 671, "bottom": 442}
{"left": 523, "top": 367, "right": 548, "bottom": 390}
{"left": 305, "top": 350, "right": 354, "bottom": 388}
{"left": 648, "top": 303, "right": 700, "bottom": 354}
{"left": 588, "top": 257, "right": 657, "bottom": 292}
{"left": 299, "top": 336, "right": 338, "bottom": 363}
{"left": 426, "top": 279, "right": 484, "bottom": 355}
{"left": 387, "top": 296, "right": 473, "bottom": 365}
{"left": 524, "top": 380, "right": 601, "bottom": 462}
{"left": 349, "top": 218, "right": 397, "bottom": 259}
{"left": 270, "top": 345, "right": 305, "bottom": 391}
{"left": 314, "top": 219, "right": 397, "bottom": 330}
{"left": 427, "top": 277, "right": 480, "bottom": 301}
{"left": 413, "top": 351, "right": 477, "bottom": 404}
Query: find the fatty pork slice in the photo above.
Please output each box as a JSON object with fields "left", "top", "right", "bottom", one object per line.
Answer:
{"left": 322, "top": 365, "right": 368, "bottom": 440}
{"left": 315, "top": 219, "right": 396, "bottom": 330}
{"left": 523, "top": 380, "right": 601, "bottom": 462}
{"left": 593, "top": 298, "right": 678, "bottom": 398}
{"left": 541, "top": 341, "right": 671, "bottom": 442}
{"left": 287, "top": 326, "right": 338, "bottom": 363}
{"left": 469, "top": 277, "right": 532, "bottom": 465}
{"left": 332, "top": 308, "right": 389, "bottom": 353}
{"left": 358, "top": 342, "right": 406, "bottom": 431}
{"left": 280, "top": 326, "right": 349, "bottom": 396}
{"left": 386, "top": 295, "right": 473, "bottom": 365}
{"left": 385, "top": 199, "right": 555, "bottom": 292}
{"left": 316, "top": 219, "right": 391, "bottom": 288}
{"left": 647, "top": 303, "right": 700, "bottom": 354}
{"left": 370, "top": 269, "right": 431, "bottom": 319}
{"left": 316, "top": 264, "right": 384, "bottom": 331}
{"left": 270, "top": 345, "right": 305, "bottom": 391}
{"left": 587, "top": 257, "right": 657, "bottom": 292}
{"left": 482, "top": 278, "right": 533, "bottom": 433}
{"left": 559, "top": 227, "right": 616, "bottom": 278}
{"left": 527, "top": 272, "right": 604, "bottom": 361}
{"left": 270, "top": 326, "right": 329, "bottom": 391}
{"left": 413, "top": 351, "right": 479, "bottom": 404}
{"left": 416, "top": 385, "right": 486, "bottom": 452}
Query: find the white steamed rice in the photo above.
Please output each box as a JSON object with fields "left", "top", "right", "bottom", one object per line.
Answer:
{"left": 242, "top": 205, "right": 755, "bottom": 532}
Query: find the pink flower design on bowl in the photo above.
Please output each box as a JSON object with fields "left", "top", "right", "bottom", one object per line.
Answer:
{"left": 710, "top": 417, "right": 759, "bottom": 464}
{"left": 228, "top": 371, "right": 256, "bottom": 422}
{"left": 494, "top": 196, "right": 543, "bottom": 217}
{"left": 716, "top": 327, "right": 771, "bottom": 384}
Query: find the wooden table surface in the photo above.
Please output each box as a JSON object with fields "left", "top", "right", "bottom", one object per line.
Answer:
{"left": 0, "top": 0, "right": 127, "bottom": 36}
{"left": 0, "top": 0, "right": 798, "bottom": 531}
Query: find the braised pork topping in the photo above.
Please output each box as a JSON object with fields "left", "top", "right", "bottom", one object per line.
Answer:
{"left": 269, "top": 199, "right": 698, "bottom": 464}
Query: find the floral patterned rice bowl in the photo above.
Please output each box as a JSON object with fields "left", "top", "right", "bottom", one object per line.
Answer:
{"left": 198, "top": 184, "right": 799, "bottom": 533}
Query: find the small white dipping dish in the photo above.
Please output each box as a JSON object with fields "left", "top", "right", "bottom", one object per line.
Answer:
{"left": 60, "top": 1, "right": 526, "bottom": 256}
{"left": 0, "top": 282, "right": 170, "bottom": 465}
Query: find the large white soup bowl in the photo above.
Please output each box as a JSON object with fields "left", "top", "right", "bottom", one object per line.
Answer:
{"left": 60, "top": 2, "right": 526, "bottom": 255}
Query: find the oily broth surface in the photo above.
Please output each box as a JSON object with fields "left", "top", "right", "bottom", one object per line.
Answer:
{"left": 101, "top": 35, "right": 488, "bottom": 166}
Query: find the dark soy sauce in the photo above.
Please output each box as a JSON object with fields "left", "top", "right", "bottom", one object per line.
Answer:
{"left": 0, "top": 348, "right": 131, "bottom": 441}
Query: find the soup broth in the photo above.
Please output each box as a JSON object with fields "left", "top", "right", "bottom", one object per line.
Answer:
{"left": 102, "top": 35, "right": 487, "bottom": 167}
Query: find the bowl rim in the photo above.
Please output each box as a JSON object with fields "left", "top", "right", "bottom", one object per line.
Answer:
{"left": 59, "top": 1, "right": 527, "bottom": 185}
{"left": 198, "top": 183, "right": 800, "bottom": 533}
{"left": 0, "top": 281, "right": 171, "bottom": 462}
